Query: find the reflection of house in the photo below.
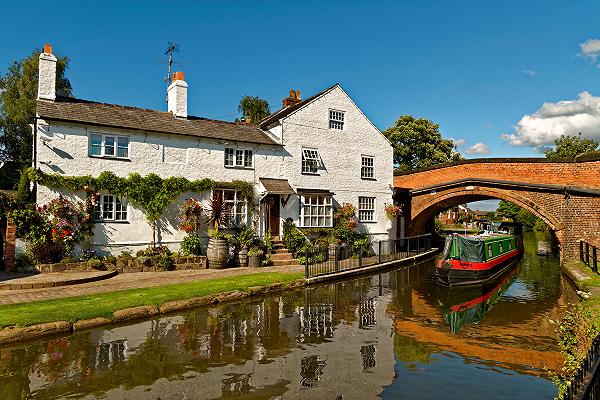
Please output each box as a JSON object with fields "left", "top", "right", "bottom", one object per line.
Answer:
{"left": 34, "top": 45, "right": 394, "bottom": 254}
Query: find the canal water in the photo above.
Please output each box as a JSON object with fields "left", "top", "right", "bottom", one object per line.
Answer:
{"left": 0, "top": 232, "right": 579, "bottom": 399}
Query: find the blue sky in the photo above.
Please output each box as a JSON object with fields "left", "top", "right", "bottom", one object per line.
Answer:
{"left": 2, "top": 1, "right": 599, "bottom": 208}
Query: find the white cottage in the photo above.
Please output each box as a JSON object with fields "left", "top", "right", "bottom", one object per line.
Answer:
{"left": 33, "top": 45, "right": 394, "bottom": 254}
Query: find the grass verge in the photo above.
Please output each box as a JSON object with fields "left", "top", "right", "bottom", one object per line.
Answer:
{"left": 0, "top": 271, "right": 304, "bottom": 328}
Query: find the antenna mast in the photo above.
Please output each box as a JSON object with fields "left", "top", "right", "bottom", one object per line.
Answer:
{"left": 164, "top": 42, "right": 180, "bottom": 102}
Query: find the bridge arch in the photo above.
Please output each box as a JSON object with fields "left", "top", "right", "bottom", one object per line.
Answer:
{"left": 409, "top": 186, "right": 564, "bottom": 235}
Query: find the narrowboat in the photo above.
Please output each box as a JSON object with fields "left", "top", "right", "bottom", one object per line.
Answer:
{"left": 435, "top": 223, "right": 523, "bottom": 286}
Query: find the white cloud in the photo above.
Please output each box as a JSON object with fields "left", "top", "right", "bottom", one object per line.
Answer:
{"left": 501, "top": 91, "right": 600, "bottom": 147}
{"left": 466, "top": 142, "right": 490, "bottom": 154}
{"left": 522, "top": 69, "right": 537, "bottom": 77}
{"left": 579, "top": 39, "right": 600, "bottom": 63}
{"left": 449, "top": 137, "right": 466, "bottom": 147}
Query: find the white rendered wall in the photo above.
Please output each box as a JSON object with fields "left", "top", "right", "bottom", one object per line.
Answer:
{"left": 266, "top": 86, "right": 395, "bottom": 242}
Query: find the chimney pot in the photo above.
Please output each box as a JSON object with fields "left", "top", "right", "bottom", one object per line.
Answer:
{"left": 173, "top": 71, "right": 185, "bottom": 81}
{"left": 43, "top": 44, "right": 53, "bottom": 54}
{"left": 282, "top": 88, "right": 302, "bottom": 108}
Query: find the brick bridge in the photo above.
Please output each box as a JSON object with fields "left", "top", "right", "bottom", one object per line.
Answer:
{"left": 393, "top": 155, "right": 600, "bottom": 259}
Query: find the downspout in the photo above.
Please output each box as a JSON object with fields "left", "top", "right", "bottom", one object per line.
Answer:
{"left": 31, "top": 116, "right": 38, "bottom": 202}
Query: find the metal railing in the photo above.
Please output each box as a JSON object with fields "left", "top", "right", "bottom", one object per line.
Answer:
{"left": 304, "top": 234, "right": 432, "bottom": 279}
{"left": 564, "top": 334, "right": 600, "bottom": 400}
{"left": 580, "top": 240, "right": 599, "bottom": 275}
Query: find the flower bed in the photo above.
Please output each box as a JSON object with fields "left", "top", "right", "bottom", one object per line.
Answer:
{"left": 36, "top": 256, "right": 207, "bottom": 274}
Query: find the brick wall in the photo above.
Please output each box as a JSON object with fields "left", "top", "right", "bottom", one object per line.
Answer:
{"left": 4, "top": 218, "right": 16, "bottom": 272}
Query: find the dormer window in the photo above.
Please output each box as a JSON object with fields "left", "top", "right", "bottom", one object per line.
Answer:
{"left": 302, "top": 148, "right": 322, "bottom": 174}
{"left": 329, "top": 110, "right": 345, "bottom": 130}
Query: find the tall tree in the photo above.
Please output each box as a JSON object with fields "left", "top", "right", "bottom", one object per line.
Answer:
{"left": 0, "top": 49, "right": 72, "bottom": 165}
{"left": 237, "top": 96, "right": 270, "bottom": 125}
{"left": 544, "top": 133, "right": 599, "bottom": 159}
{"left": 383, "top": 115, "right": 463, "bottom": 171}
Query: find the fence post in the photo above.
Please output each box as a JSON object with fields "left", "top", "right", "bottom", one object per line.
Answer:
{"left": 580, "top": 240, "right": 584, "bottom": 262}
{"left": 593, "top": 246, "right": 598, "bottom": 274}
{"left": 378, "top": 240, "right": 382, "bottom": 264}
{"left": 586, "top": 242, "right": 590, "bottom": 267}
{"left": 305, "top": 247, "right": 309, "bottom": 278}
{"left": 335, "top": 246, "right": 339, "bottom": 272}
{"left": 359, "top": 244, "right": 363, "bottom": 268}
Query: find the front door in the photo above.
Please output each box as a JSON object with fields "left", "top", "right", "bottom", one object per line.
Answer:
{"left": 265, "top": 194, "right": 280, "bottom": 236}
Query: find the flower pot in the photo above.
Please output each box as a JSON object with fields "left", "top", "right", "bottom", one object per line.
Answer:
{"left": 207, "top": 238, "right": 229, "bottom": 269}
{"left": 235, "top": 247, "right": 249, "bottom": 267}
{"left": 248, "top": 254, "right": 261, "bottom": 268}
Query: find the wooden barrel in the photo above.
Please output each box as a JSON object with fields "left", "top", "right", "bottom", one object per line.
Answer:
{"left": 207, "top": 238, "right": 229, "bottom": 269}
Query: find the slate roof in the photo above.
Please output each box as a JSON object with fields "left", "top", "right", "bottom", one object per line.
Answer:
{"left": 37, "top": 96, "right": 279, "bottom": 146}
{"left": 259, "top": 84, "right": 339, "bottom": 128}
{"left": 259, "top": 178, "right": 295, "bottom": 194}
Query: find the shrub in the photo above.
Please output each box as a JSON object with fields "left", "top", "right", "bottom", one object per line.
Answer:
{"left": 136, "top": 250, "right": 145, "bottom": 257}
{"left": 283, "top": 219, "right": 308, "bottom": 255}
{"left": 181, "top": 235, "right": 203, "bottom": 256}
{"left": 81, "top": 250, "right": 96, "bottom": 261}
{"left": 29, "top": 241, "right": 66, "bottom": 264}
{"left": 87, "top": 258, "right": 102, "bottom": 269}
{"left": 103, "top": 255, "right": 116, "bottom": 264}
{"left": 178, "top": 198, "right": 203, "bottom": 233}
{"left": 60, "top": 256, "right": 76, "bottom": 264}
{"left": 158, "top": 253, "right": 174, "bottom": 270}
{"left": 248, "top": 246, "right": 263, "bottom": 257}
{"left": 15, "top": 253, "right": 36, "bottom": 272}
{"left": 118, "top": 250, "right": 133, "bottom": 260}
{"left": 143, "top": 245, "right": 171, "bottom": 256}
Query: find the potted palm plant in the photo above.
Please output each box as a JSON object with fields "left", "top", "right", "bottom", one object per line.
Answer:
{"left": 234, "top": 225, "right": 254, "bottom": 267}
{"left": 206, "top": 193, "right": 229, "bottom": 269}
{"left": 247, "top": 246, "right": 263, "bottom": 268}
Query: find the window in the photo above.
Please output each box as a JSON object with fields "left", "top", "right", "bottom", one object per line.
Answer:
{"left": 224, "top": 148, "right": 253, "bottom": 168}
{"left": 89, "top": 133, "right": 129, "bottom": 158}
{"left": 300, "top": 195, "right": 333, "bottom": 227}
{"left": 94, "top": 195, "right": 128, "bottom": 222}
{"left": 358, "top": 197, "right": 376, "bottom": 222}
{"left": 302, "top": 148, "right": 321, "bottom": 174}
{"left": 214, "top": 189, "right": 247, "bottom": 226}
{"left": 361, "top": 156, "right": 374, "bottom": 179}
{"left": 329, "top": 110, "right": 345, "bottom": 130}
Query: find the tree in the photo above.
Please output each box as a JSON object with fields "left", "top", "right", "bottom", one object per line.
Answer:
{"left": 0, "top": 49, "right": 72, "bottom": 166}
{"left": 544, "top": 133, "right": 599, "bottom": 159}
{"left": 383, "top": 115, "right": 463, "bottom": 171}
{"left": 496, "top": 200, "right": 546, "bottom": 231}
{"left": 236, "top": 95, "right": 270, "bottom": 125}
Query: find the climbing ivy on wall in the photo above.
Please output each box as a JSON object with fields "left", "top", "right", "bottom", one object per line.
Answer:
{"left": 25, "top": 168, "right": 256, "bottom": 223}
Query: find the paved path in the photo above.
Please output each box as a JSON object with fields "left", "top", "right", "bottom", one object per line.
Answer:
{"left": 0, "top": 265, "right": 304, "bottom": 306}
{"left": 0, "top": 271, "right": 116, "bottom": 290}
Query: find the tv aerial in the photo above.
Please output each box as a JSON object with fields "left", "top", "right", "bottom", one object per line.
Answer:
{"left": 156, "top": 42, "right": 185, "bottom": 102}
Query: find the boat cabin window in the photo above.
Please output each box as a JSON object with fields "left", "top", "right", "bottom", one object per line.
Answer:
{"left": 488, "top": 244, "right": 493, "bottom": 257}
{"left": 508, "top": 241, "right": 512, "bottom": 250}
{"left": 499, "top": 243, "right": 503, "bottom": 253}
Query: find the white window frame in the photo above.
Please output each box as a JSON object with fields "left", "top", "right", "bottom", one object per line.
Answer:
{"left": 361, "top": 155, "right": 374, "bottom": 179}
{"left": 94, "top": 194, "right": 129, "bottom": 222}
{"left": 89, "top": 132, "right": 130, "bottom": 159}
{"left": 299, "top": 195, "right": 333, "bottom": 227}
{"left": 224, "top": 147, "right": 253, "bottom": 168}
{"left": 213, "top": 189, "right": 247, "bottom": 227}
{"left": 329, "top": 109, "right": 345, "bottom": 130}
{"left": 358, "top": 197, "right": 376, "bottom": 223}
{"left": 301, "top": 148, "right": 322, "bottom": 174}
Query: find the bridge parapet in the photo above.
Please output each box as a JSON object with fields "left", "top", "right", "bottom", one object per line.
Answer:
{"left": 394, "top": 157, "right": 600, "bottom": 191}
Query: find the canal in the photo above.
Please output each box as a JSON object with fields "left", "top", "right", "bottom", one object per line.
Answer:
{"left": 0, "top": 232, "right": 578, "bottom": 399}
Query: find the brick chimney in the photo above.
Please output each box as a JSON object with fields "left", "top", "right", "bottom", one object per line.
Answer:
{"left": 38, "top": 44, "right": 57, "bottom": 101}
{"left": 168, "top": 71, "right": 188, "bottom": 118}
{"left": 282, "top": 89, "right": 301, "bottom": 107}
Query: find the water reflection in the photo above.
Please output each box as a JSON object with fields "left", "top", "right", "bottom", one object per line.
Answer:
{"left": 0, "top": 233, "right": 577, "bottom": 400}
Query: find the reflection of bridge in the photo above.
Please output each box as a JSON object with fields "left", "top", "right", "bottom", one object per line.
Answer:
{"left": 393, "top": 156, "right": 600, "bottom": 258}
